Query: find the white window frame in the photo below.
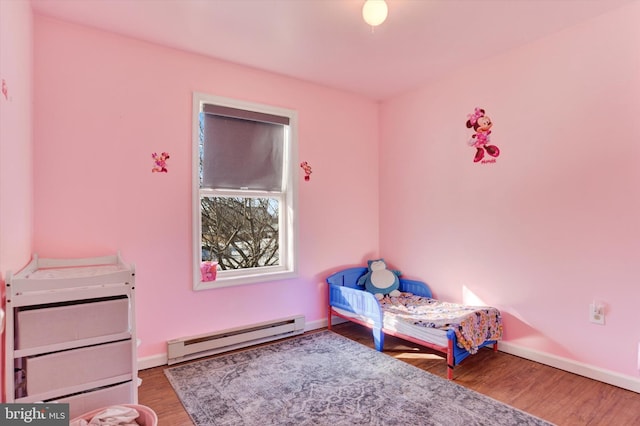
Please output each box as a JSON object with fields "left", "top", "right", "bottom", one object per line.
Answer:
{"left": 192, "top": 92, "right": 298, "bottom": 290}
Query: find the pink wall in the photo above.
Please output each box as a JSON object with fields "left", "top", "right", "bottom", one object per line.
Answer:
{"left": 379, "top": 2, "right": 640, "bottom": 377}
{"left": 12, "top": 0, "right": 638, "bottom": 385}
{"left": 32, "top": 15, "right": 380, "bottom": 359}
{"left": 0, "top": 0, "right": 33, "bottom": 278}
{"left": 0, "top": 0, "right": 33, "bottom": 400}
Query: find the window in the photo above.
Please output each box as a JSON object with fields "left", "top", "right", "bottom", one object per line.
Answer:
{"left": 192, "top": 93, "right": 298, "bottom": 290}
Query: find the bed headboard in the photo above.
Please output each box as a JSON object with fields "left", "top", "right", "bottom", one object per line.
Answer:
{"left": 326, "top": 267, "right": 433, "bottom": 298}
{"left": 326, "top": 267, "right": 368, "bottom": 289}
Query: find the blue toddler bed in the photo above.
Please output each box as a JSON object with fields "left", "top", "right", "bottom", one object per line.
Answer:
{"left": 326, "top": 267, "right": 502, "bottom": 379}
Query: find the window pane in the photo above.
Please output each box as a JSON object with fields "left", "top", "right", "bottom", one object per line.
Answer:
{"left": 201, "top": 196, "right": 280, "bottom": 270}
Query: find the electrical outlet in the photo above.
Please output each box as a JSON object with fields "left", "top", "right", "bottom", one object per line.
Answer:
{"left": 589, "top": 302, "right": 605, "bottom": 325}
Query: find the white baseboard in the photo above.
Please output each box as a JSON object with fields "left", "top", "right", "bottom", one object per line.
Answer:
{"left": 138, "top": 353, "right": 167, "bottom": 370}
{"left": 305, "top": 317, "right": 337, "bottom": 331}
{"left": 498, "top": 341, "right": 640, "bottom": 393}
{"left": 139, "top": 319, "right": 639, "bottom": 394}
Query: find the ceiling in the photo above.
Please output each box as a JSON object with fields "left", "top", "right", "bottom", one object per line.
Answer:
{"left": 30, "top": 0, "right": 632, "bottom": 101}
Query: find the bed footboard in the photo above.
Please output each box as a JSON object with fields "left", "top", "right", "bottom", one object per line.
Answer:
{"left": 327, "top": 278, "right": 386, "bottom": 350}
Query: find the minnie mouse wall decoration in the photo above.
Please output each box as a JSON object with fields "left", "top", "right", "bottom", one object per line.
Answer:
{"left": 2, "top": 79, "right": 8, "bottom": 100}
{"left": 466, "top": 108, "right": 500, "bottom": 163}
{"left": 152, "top": 152, "right": 170, "bottom": 173}
{"left": 300, "top": 161, "right": 312, "bottom": 181}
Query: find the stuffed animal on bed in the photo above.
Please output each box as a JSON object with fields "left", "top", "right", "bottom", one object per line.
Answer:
{"left": 357, "top": 259, "right": 401, "bottom": 300}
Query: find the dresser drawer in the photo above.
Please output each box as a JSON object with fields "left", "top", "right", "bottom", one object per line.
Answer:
{"left": 17, "top": 298, "right": 129, "bottom": 350}
{"left": 26, "top": 340, "right": 132, "bottom": 396}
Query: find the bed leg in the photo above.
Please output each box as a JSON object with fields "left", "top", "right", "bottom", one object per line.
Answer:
{"left": 447, "top": 339, "right": 454, "bottom": 380}
{"left": 373, "top": 327, "right": 384, "bottom": 351}
{"left": 493, "top": 342, "right": 498, "bottom": 352}
{"left": 327, "top": 285, "right": 333, "bottom": 330}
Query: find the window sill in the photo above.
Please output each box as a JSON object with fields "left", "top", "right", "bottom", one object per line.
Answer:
{"left": 193, "top": 269, "right": 297, "bottom": 290}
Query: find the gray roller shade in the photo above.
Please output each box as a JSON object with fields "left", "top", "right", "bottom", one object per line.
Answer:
{"left": 201, "top": 104, "right": 289, "bottom": 191}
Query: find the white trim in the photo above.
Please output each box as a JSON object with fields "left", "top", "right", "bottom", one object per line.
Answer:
{"left": 138, "top": 354, "right": 167, "bottom": 370}
{"left": 498, "top": 341, "right": 640, "bottom": 393}
{"left": 191, "top": 92, "right": 298, "bottom": 290}
{"left": 137, "top": 320, "right": 640, "bottom": 393}
{"left": 305, "top": 317, "right": 334, "bottom": 332}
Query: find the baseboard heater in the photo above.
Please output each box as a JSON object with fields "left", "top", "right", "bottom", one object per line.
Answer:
{"left": 166, "top": 315, "right": 305, "bottom": 365}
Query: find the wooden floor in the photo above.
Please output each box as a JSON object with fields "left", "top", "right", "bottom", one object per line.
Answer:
{"left": 138, "top": 322, "right": 640, "bottom": 425}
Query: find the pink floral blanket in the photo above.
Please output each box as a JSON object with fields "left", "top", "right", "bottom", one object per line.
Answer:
{"left": 378, "top": 293, "right": 503, "bottom": 354}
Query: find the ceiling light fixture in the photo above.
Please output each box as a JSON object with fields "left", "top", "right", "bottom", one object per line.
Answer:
{"left": 362, "top": 0, "right": 388, "bottom": 28}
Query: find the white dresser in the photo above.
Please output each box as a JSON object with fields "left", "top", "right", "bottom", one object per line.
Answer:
{"left": 4, "top": 253, "right": 137, "bottom": 418}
